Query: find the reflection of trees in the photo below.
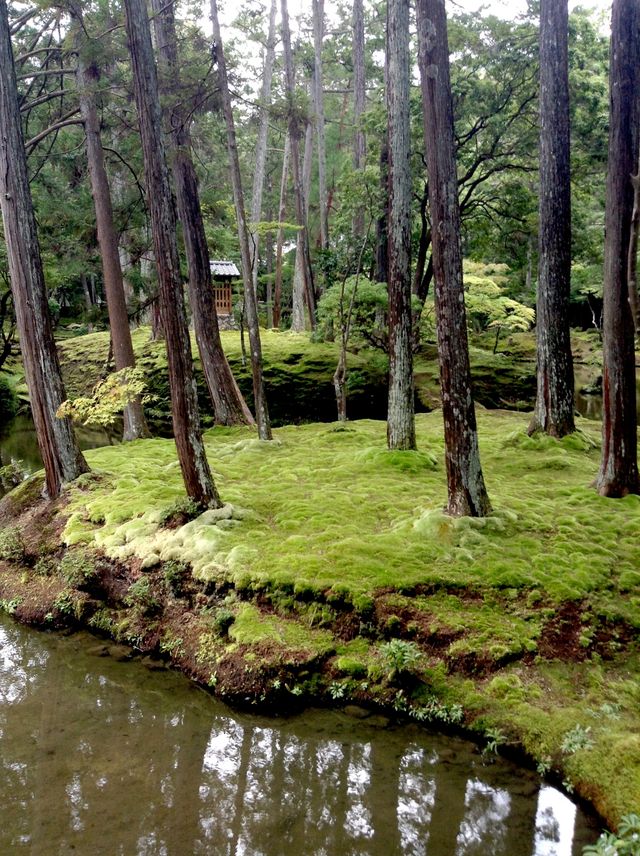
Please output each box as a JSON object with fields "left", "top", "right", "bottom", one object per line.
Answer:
{"left": 0, "top": 619, "right": 590, "bottom": 855}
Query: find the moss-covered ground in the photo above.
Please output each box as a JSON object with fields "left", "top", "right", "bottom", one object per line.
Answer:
{"left": 52, "top": 327, "right": 540, "bottom": 427}
{"left": 0, "top": 408, "right": 638, "bottom": 831}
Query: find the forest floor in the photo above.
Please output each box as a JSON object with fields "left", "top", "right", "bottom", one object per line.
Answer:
{"left": 0, "top": 408, "right": 638, "bottom": 830}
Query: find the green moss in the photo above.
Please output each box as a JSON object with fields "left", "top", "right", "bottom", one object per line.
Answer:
{"left": 229, "top": 603, "right": 335, "bottom": 657}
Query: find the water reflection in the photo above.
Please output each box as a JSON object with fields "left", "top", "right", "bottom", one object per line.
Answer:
{"left": 0, "top": 616, "right": 599, "bottom": 854}
{"left": 0, "top": 414, "right": 117, "bottom": 489}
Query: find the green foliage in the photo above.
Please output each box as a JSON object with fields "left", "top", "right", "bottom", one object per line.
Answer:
{"left": 57, "top": 367, "right": 150, "bottom": 428}
{"left": 379, "top": 639, "right": 422, "bottom": 681}
{"left": 162, "top": 560, "right": 191, "bottom": 595}
{"left": 482, "top": 727, "right": 507, "bottom": 758}
{"left": 124, "top": 577, "right": 158, "bottom": 614}
{"left": 59, "top": 551, "right": 97, "bottom": 587}
{"left": 561, "top": 724, "right": 594, "bottom": 755}
{"left": 463, "top": 262, "right": 535, "bottom": 345}
{"left": 0, "top": 460, "right": 25, "bottom": 492}
{"left": 583, "top": 815, "right": 640, "bottom": 856}
{"left": 0, "top": 528, "right": 25, "bottom": 562}
{"left": 211, "top": 607, "right": 235, "bottom": 637}
{"left": 317, "top": 277, "right": 389, "bottom": 350}
{"left": 159, "top": 498, "right": 204, "bottom": 527}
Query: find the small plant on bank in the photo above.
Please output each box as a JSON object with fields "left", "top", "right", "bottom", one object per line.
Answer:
{"left": 33, "top": 555, "right": 58, "bottom": 577}
{"left": 59, "top": 551, "right": 97, "bottom": 588}
{"left": 409, "top": 697, "right": 464, "bottom": 726}
{"left": 0, "top": 527, "right": 25, "bottom": 562}
{"left": 583, "top": 814, "right": 640, "bottom": 856}
{"left": 0, "top": 596, "right": 21, "bottom": 614}
{"left": 159, "top": 498, "right": 203, "bottom": 529}
{"left": 162, "top": 560, "right": 190, "bottom": 596}
{"left": 212, "top": 607, "right": 235, "bottom": 637}
{"left": 379, "top": 639, "right": 423, "bottom": 682}
{"left": 482, "top": 727, "right": 507, "bottom": 759}
{"left": 124, "top": 577, "right": 158, "bottom": 614}
{"left": 561, "top": 724, "right": 594, "bottom": 755}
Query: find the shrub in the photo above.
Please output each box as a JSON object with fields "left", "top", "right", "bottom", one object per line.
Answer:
{"left": 0, "top": 527, "right": 25, "bottom": 562}
{"left": 379, "top": 639, "right": 422, "bottom": 681}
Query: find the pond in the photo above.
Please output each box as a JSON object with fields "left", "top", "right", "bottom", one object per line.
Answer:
{"left": 0, "top": 614, "right": 600, "bottom": 854}
{"left": 0, "top": 415, "right": 116, "bottom": 495}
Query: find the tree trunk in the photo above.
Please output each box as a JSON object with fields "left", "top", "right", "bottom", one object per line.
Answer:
{"left": 72, "top": 9, "right": 150, "bottom": 442}
{"left": 628, "top": 146, "right": 640, "bottom": 334}
{"left": 313, "top": 0, "right": 329, "bottom": 250}
{"left": 280, "top": 0, "right": 316, "bottom": 328}
{"left": 528, "top": 0, "right": 575, "bottom": 438}
{"left": 123, "top": 0, "right": 220, "bottom": 507}
{"left": 596, "top": 0, "right": 640, "bottom": 497}
{"left": 386, "top": 0, "right": 416, "bottom": 451}
{"left": 416, "top": 0, "right": 492, "bottom": 517}
{"left": 353, "top": 0, "right": 366, "bottom": 240}
{"left": 290, "top": 117, "right": 314, "bottom": 332}
{"left": 210, "top": 0, "right": 272, "bottom": 441}
{"left": 249, "top": 0, "right": 277, "bottom": 296}
{"left": 0, "top": 0, "right": 89, "bottom": 498}
{"left": 150, "top": 0, "right": 253, "bottom": 428}
{"left": 273, "top": 134, "right": 290, "bottom": 329}
{"left": 375, "top": 135, "right": 389, "bottom": 284}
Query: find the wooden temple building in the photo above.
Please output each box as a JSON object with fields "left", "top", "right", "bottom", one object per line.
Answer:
{"left": 210, "top": 260, "right": 240, "bottom": 316}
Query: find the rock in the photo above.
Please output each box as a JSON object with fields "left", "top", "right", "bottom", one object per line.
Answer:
{"left": 343, "top": 705, "right": 371, "bottom": 720}
{"left": 107, "top": 644, "right": 133, "bottom": 662}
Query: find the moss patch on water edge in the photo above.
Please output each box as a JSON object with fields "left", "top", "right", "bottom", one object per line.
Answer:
{"left": 0, "top": 409, "right": 639, "bottom": 831}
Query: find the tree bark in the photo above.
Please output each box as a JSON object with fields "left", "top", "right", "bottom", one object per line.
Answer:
{"left": 528, "top": 0, "right": 575, "bottom": 438}
{"left": 273, "top": 134, "right": 290, "bottom": 329}
{"left": 596, "top": 0, "right": 640, "bottom": 497}
{"left": 290, "top": 117, "right": 314, "bottom": 332}
{"left": 280, "top": 0, "right": 316, "bottom": 328}
{"left": 150, "top": 0, "right": 253, "bottom": 428}
{"left": 386, "top": 0, "right": 416, "bottom": 451}
{"left": 210, "top": 0, "right": 272, "bottom": 440}
{"left": 123, "top": 0, "right": 220, "bottom": 507}
{"left": 375, "top": 142, "right": 389, "bottom": 284}
{"left": 72, "top": 8, "right": 150, "bottom": 442}
{"left": 0, "top": 0, "right": 89, "bottom": 499}
{"left": 417, "top": 0, "right": 492, "bottom": 516}
{"left": 353, "top": 0, "right": 366, "bottom": 240}
{"left": 313, "top": 0, "right": 329, "bottom": 250}
{"left": 249, "top": 0, "right": 277, "bottom": 296}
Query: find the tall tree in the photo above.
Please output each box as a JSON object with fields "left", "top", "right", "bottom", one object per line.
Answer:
{"left": 353, "top": 0, "right": 366, "bottom": 241}
{"left": 312, "top": 0, "right": 329, "bottom": 250}
{"left": 273, "top": 133, "right": 291, "bottom": 329}
{"left": 210, "top": 0, "right": 272, "bottom": 441}
{"left": 280, "top": 0, "right": 316, "bottom": 328}
{"left": 595, "top": 0, "right": 640, "bottom": 497}
{"left": 386, "top": 0, "right": 415, "bottom": 451}
{"left": 416, "top": 0, "right": 492, "bottom": 516}
{"left": 529, "top": 0, "right": 575, "bottom": 438}
{"left": 0, "top": 0, "right": 89, "bottom": 499}
{"left": 149, "top": 0, "right": 253, "bottom": 428}
{"left": 71, "top": 6, "right": 150, "bottom": 442}
{"left": 123, "top": 0, "right": 220, "bottom": 507}
{"left": 249, "top": 0, "right": 278, "bottom": 295}
{"left": 290, "top": 116, "right": 314, "bottom": 332}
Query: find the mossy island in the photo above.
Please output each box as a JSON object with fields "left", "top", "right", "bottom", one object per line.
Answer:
{"left": 0, "top": 334, "right": 638, "bottom": 833}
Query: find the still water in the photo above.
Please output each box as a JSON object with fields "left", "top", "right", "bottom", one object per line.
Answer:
{"left": 0, "top": 614, "right": 599, "bottom": 855}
